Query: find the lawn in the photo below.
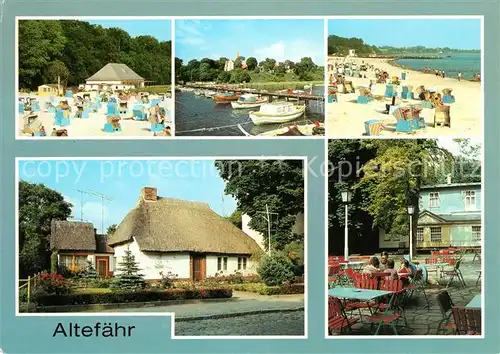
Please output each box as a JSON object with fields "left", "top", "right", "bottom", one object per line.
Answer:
{"left": 72, "top": 287, "right": 113, "bottom": 294}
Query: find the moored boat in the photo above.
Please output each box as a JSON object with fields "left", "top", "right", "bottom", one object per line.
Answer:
{"left": 249, "top": 102, "right": 305, "bottom": 125}
{"left": 231, "top": 94, "right": 268, "bottom": 109}
{"left": 214, "top": 92, "right": 241, "bottom": 103}
{"left": 237, "top": 120, "right": 324, "bottom": 136}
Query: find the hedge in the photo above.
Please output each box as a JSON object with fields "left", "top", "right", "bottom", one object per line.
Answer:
{"left": 232, "top": 283, "right": 304, "bottom": 295}
{"left": 35, "top": 288, "right": 232, "bottom": 307}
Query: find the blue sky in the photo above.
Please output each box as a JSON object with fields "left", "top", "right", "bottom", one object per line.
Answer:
{"left": 87, "top": 20, "right": 171, "bottom": 42}
{"left": 18, "top": 159, "right": 236, "bottom": 233}
{"left": 328, "top": 19, "right": 481, "bottom": 50}
{"left": 175, "top": 19, "right": 324, "bottom": 65}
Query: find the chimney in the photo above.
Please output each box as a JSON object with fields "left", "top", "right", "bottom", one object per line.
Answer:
{"left": 141, "top": 187, "right": 158, "bottom": 202}
{"left": 446, "top": 174, "right": 452, "bottom": 185}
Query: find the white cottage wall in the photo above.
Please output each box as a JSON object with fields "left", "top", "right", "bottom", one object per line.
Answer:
{"left": 113, "top": 238, "right": 190, "bottom": 280}
{"left": 205, "top": 255, "right": 257, "bottom": 277}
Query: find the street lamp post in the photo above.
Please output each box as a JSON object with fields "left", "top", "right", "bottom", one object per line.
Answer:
{"left": 408, "top": 205, "right": 415, "bottom": 260}
{"left": 341, "top": 190, "right": 353, "bottom": 261}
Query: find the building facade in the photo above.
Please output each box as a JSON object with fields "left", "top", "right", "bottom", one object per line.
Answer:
{"left": 379, "top": 182, "right": 482, "bottom": 250}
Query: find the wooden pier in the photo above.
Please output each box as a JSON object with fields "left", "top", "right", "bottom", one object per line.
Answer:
{"left": 181, "top": 84, "right": 325, "bottom": 101}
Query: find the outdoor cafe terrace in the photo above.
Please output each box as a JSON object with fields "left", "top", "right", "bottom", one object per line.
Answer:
{"left": 327, "top": 249, "right": 482, "bottom": 336}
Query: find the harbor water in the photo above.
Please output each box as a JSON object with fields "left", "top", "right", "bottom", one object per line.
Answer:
{"left": 175, "top": 89, "right": 325, "bottom": 136}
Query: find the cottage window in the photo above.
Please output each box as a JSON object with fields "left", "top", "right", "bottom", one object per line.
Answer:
{"left": 430, "top": 227, "right": 442, "bottom": 243}
{"left": 59, "top": 255, "right": 87, "bottom": 270}
{"left": 416, "top": 227, "right": 424, "bottom": 245}
{"left": 238, "top": 257, "right": 248, "bottom": 270}
{"left": 472, "top": 226, "right": 481, "bottom": 242}
{"left": 429, "top": 192, "right": 440, "bottom": 208}
{"left": 217, "top": 257, "right": 228, "bottom": 271}
{"left": 464, "top": 191, "right": 476, "bottom": 211}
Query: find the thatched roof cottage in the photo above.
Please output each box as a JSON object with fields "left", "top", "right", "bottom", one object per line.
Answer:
{"left": 108, "top": 187, "right": 263, "bottom": 281}
{"left": 50, "top": 220, "right": 114, "bottom": 277}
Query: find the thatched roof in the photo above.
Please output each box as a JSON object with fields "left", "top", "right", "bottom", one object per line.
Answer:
{"left": 50, "top": 220, "right": 96, "bottom": 251}
{"left": 86, "top": 63, "right": 144, "bottom": 82}
{"left": 108, "top": 196, "right": 262, "bottom": 255}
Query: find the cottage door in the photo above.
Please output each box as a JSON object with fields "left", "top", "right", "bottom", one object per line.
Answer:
{"left": 192, "top": 256, "right": 205, "bottom": 281}
{"left": 96, "top": 257, "right": 109, "bottom": 278}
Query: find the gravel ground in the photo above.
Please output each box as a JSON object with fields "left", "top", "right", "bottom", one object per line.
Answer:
{"left": 175, "top": 310, "right": 305, "bottom": 336}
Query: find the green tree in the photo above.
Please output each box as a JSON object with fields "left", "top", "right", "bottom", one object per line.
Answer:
{"left": 112, "top": 247, "right": 145, "bottom": 291}
{"left": 234, "top": 56, "right": 245, "bottom": 69}
{"left": 246, "top": 57, "right": 258, "bottom": 71}
{"left": 257, "top": 252, "right": 296, "bottom": 286}
{"left": 18, "top": 181, "right": 72, "bottom": 277}
{"left": 229, "top": 69, "right": 250, "bottom": 83}
{"left": 107, "top": 224, "right": 118, "bottom": 235}
{"left": 83, "top": 260, "right": 98, "bottom": 279}
{"left": 45, "top": 60, "right": 69, "bottom": 86}
{"left": 216, "top": 160, "right": 304, "bottom": 250}
{"left": 18, "top": 20, "right": 67, "bottom": 88}
{"left": 225, "top": 209, "right": 243, "bottom": 229}
{"left": 216, "top": 71, "right": 231, "bottom": 83}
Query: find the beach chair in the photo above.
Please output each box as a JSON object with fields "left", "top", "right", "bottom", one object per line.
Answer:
{"left": 357, "top": 88, "right": 373, "bottom": 104}
{"left": 364, "top": 120, "right": 384, "bottom": 136}
{"left": 442, "top": 88, "right": 455, "bottom": 103}
{"left": 18, "top": 102, "right": 25, "bottom": 114}
{"left": 106, "top": 102, "right": 119, "bottom": 116}
{"left": 31, "top": 100, "right": 40, "bottom": 112}
{"left": 54, "top": 109, "right": 70, "bottom": 127}
{"left": 103, "top": 116, "right": 122, "bottom": 133}
{"left": 409, "top": 105, "right": 426, "bottom": 129}
{"left": 65, "top": 90, "right": 72, "bottom": 97}
{"left": 434, "top": 105, "right": 451, "bottom": 127}
{"left": 384, "top": 84, "right": 396, "bottom": 98}
{"left": 400, "top": 85, "right": 414, "bottom": 100}
{"left": 133, "top": 105, "right": 147, "bottom": 120}
{"left": 393, "top": 107, "right": 414, "bottom": 133}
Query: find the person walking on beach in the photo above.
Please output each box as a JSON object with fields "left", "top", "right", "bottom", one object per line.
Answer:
{"left": 442, "top": 71, "right": 446, "bottom": 79}
{"left": 458, "top": 71, "right": 462, "bottom": 81}
{"left": 435, "top": 69, "right": 438, "bottom": 77}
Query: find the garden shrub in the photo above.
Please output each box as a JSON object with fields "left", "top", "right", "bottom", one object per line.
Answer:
{"left": 159, "top": 271, "right": 178, "bottom": 289}
{"left": 232, "top": 283, "right": 304, "bottom": 295}
{"left": 35, "top": 288, "right": 233, "bottom": 307}
{"left": 111, "top": 247, "right": 145, "bottom": 291}
{"left": 37, "top": 272, "right": 71, "bottom": 295}
{"left": 257, "top": 252, "right": 296, "bottom": 286}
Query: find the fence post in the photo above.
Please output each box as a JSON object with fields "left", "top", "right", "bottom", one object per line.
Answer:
{"left": 27, "top": 276, "right": 31, "bottom": 312}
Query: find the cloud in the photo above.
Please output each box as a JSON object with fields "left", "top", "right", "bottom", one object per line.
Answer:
{"left": 176, "top": 20, "right": 206, "bottom": 47}
{"left": 253, "top": 39, "right": 324, "bottom": 65}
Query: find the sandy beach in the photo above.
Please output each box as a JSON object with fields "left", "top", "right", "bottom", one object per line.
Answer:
{"left": 17, "top": 97, "right": 173, "bottom": 138}
{"left": 327, "top": 57, "right": 482, "bottom": 137}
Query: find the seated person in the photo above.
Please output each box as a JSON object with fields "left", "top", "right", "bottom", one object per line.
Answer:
{"left": 399, "top": 259, "right": 417, "bottom": 278}
{"left": 362, "top": 256, "right": 380, "bottom": 274}
{"left": 379, "top": 251, "right": 389, "bottom": 270}
{"left": 384, "top": 259, "right": 399, "bottom": 280}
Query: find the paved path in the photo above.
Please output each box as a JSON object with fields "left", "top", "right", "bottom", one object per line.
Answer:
{"left": 174, "top": 311, "right": 305, "bottom": 336}
{"left": 102, "top": 292, "right": 304, "bottom": 318}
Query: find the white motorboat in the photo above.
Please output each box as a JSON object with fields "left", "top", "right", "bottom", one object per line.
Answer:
{"left": 237, "top": 120, "right": 324, "bottom": 136}
{"left": 231, "top": 94, "right": 268, "bottom": 109}
{"left": 249, "top": 102, "right": 305, "bottom": 125}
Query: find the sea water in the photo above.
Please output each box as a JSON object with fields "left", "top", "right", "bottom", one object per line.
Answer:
{"left": 395, "top": 52, "right": 480, "bottom": 80}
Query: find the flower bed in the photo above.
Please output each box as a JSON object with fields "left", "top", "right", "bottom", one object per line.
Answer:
{"left": 35, "top": 288, "right": 232, "bottom": 307}
{"left": 232, "top": 283, "right": 304, "bottom": 295}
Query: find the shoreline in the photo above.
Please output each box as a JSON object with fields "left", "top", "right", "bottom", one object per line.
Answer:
{"left": 386, "top": 58, "right": 480, "bottom": 83}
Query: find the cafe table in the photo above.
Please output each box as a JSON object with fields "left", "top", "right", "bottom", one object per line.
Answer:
{"left": 465, "top": 294, "right": 481, "bottom": 309}
{"left": 340, "top": 261, "right": 366, "bottom": 270}
{"left": 328, "top": 287, "right": 392, "bottom": 302}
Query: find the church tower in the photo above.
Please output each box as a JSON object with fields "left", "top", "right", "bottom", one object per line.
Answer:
{"left": 236, "top": 50, "right": 239, "bottom": 59}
